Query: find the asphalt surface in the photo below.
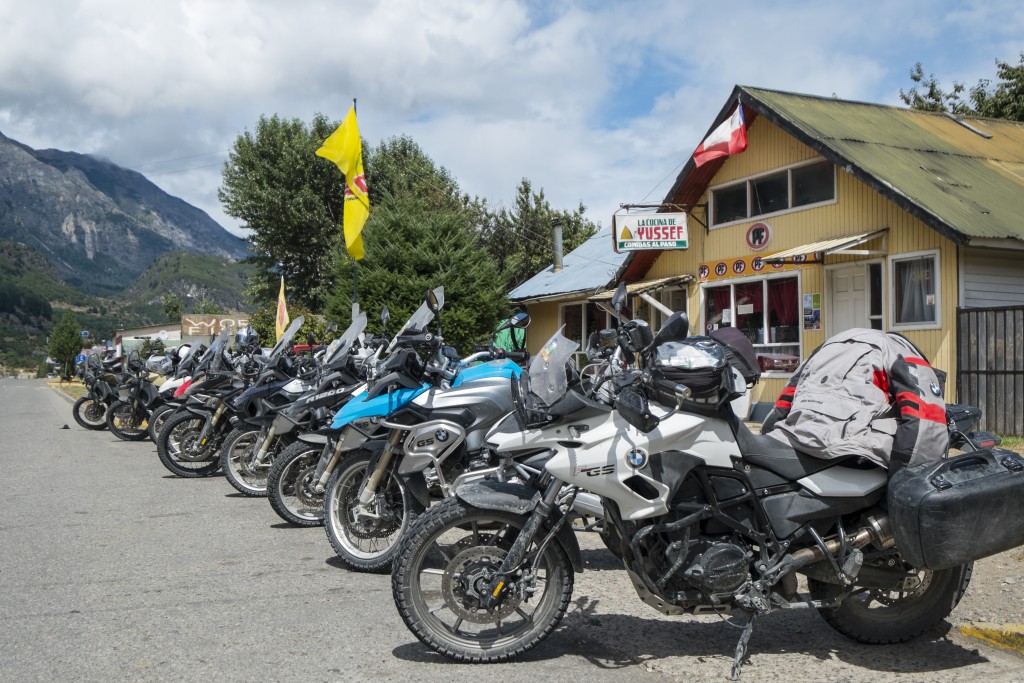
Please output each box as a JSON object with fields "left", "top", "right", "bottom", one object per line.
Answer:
{"left": 2, "top": 378, "right": 1023, "bottom": 683}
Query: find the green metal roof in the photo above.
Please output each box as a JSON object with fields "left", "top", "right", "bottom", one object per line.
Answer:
{"left": 690, "top": 87, "right": 1024, "bottom": 245}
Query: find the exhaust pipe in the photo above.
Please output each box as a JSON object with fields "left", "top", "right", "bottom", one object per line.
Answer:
{"left": 788, "top": 513, "right": 894, "bottom": 569}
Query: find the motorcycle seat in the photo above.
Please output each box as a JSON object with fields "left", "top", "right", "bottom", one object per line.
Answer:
{"left": 730, "top": 417, "right": 847, "bottom": 481}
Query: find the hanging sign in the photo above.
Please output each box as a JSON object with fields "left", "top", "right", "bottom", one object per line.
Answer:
{"left": 613, "top": 212, "right": 688, "bottom": 252}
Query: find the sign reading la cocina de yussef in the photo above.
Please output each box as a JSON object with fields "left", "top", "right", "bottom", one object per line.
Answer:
{"left": 613, "top": 212, "right": 688, "bottom": 252}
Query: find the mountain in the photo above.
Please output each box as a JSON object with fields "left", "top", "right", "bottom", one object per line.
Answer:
{"left": 118, "top": 251, "right": 257, "bottom": 320}
{"left": 0, "top": 130, "right": 249, "bottom": 295}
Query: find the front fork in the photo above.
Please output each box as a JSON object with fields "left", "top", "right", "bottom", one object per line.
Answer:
{"left": 355, "top": 429, "right": 404, "bottom": 518}
{"left": 252, "top": 425, "right": 277, "bottom": 464}
{"left": 483, "top": 477, "right": 563, "bottom": 608}
{"left": 198, "top": 402, "right": 226, "bottom": 445}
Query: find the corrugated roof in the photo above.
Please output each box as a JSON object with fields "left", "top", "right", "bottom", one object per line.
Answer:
{"left": 508, "top": 227, "right": 629, "bottom": 303}
{"left": 588, "top": 274, "right": 693, "bottom": 301}
{"left": 664, "top": 86, "right": 1024, "bottom": 249}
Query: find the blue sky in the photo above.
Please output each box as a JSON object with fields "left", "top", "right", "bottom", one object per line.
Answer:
{"left": 0, "top": 0, "right": 1022, "bottom": 237}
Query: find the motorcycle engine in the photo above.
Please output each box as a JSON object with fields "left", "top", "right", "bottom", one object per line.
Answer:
{"left": 680, "top": 542, "right": 750, "bottom": 595}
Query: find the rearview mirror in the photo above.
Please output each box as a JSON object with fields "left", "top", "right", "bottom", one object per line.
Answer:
{"left": 381, "top": 306, "right": 390, "bottom": 329}
{"left": 425, "top": 286, "right": 445, "bottom": 313}
{"left": 509, "top": 312, "right": 530, "bottom": 329}
{"left": 611, "top": 282, "right": 627, "bottom": 314}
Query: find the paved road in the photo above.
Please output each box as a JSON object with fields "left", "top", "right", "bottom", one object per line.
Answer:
{"left": 1, "top": 378, "right": 1023, "bottom": 682}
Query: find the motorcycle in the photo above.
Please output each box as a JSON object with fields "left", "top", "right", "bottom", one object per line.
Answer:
{"left": 323, "top": 292, "right": 530, "bottom": 572}
{"left": 105, "top": 350, "right": 172, "bottom": 441}
{"left": 219, "top": 314, "right": 367, "bottom": 497}
{"left": 147, "top": 343, "right": 207, "bottom": 443}
{"left": 391, "top": 286, "right": 1020, "bottom": 680}
{"left": 72, "top": 352, "right": 124, "bottom": 430}
{"left": 155, "top": 325, "right": 267, "bottom": 477}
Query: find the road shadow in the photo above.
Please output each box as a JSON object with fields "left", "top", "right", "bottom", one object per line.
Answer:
{"left": 391, "top": 595, "right": 990, "bottom": 677}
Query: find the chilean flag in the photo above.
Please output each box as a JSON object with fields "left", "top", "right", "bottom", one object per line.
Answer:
{"left": 693, "top": 103, "right": 748, "bottom": 168}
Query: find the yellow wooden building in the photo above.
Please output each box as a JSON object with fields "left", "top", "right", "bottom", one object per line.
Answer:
{"left": 511, "top": 86, "right": 1024, "bottom": 424}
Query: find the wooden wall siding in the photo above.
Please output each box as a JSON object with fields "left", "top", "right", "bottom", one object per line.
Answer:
{"left": 963, "top": 248, "right": 1024, "bottom": 307}
{"left": 523, "top": 300, "right": 562, "bottom": 355}
{"left": 957, "top": 306, "right": 1024, "bottom": 436}
{"left": 648, "top": 115, "right": 960, "bottom": 403}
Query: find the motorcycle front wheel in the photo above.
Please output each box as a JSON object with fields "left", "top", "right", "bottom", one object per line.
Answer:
{"left": 392, "top": 497, "right": 574, "bottom": 662}
{"left": 808, "top": 561, "right": 973, "bottom": 643}
{"left": 148, "top": 404, "right": 176, "bottom": 443}
{"left": 156, "top": 410, "right": 223, "bottom": 478}
{"left": 106, "top": 399, "right": 150, "bottom": 441}
{"left": 72, "top": 396, "right": 108, "bottom": 430}
{"left": 220, "top": 427, "right": 272, "bottom": 497}
{"left": 324, "top": 447, "right": 422, "bottom": 573}
{"left": 267, "top": 441, "right": 325, "bottom": 527}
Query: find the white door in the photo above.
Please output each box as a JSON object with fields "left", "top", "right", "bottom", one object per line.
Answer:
{"left": 829, "top": 265, "right": 869, "bottom": 335}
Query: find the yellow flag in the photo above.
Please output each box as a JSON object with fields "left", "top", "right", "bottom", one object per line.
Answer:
{"left": 315, "top": 106, "right": 369, "bottom": 260}
{"left": 275, "top": 276, "right": 289, "bottom": 342}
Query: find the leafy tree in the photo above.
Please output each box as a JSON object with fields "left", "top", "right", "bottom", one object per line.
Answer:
{"left": 219, "top": 113, "right": 346, "bottom": 311}
{"left": 192, "top": 299, "right": 226, "bottom": 315}
{"left": 480, "top": 178, "right": 599, "bottom": 290}
{"left": 48, "top": 310, "right": 82, "bottom": 379}
{"left": 900, "top": 53, "right": 1024, "bottom": 121}
{"left": 247, "top": 303, "right": 328, "bottom": 349}
{"left": 162, "top": 293, "right": 182, "bottom": 322}
{"left": 365, "top": 135, "right": 466, "bottom": 211}
{"left": 325, "top": 196, "right": 507, "bottom": 354}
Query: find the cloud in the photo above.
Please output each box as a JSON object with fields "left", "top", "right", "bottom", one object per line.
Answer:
{"left": 0, "top": 0, "right": 1022, "bottom": 238}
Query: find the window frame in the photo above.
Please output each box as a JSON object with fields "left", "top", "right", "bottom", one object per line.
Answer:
{"left": 698, "top": 272, "right": 803, "bottom": 376}
{"left": 888, "top": 249, "right": 941, "bottom": 331}
{"left": 709, "top": 158, "right": 837, "bottom": 228}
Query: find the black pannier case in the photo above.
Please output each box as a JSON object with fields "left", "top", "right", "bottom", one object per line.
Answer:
{"left": 888, "top": 448, "right": 1024, "bottom": 570}
{"left": 651, "top": 336, "right": 731, "bottom": 407}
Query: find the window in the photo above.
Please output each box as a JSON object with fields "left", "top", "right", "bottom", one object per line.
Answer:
{"left": 792, "top": 160, "right": 835, "bottom": 207}
{"left": 868, "top": 263, "right": 883, "bottom": 330}
{"left": 633, "top": 287, "right": 687, "bottom": 333}
{"left": 713, "top": 182, "right": 747, "bottom": 224}
{"left": 560, "top": 301, "right": 613, "bottom": 366}
{"left": 710, "top": 159, "right": 835, "bottom": 226}
{"left": 750, "top": 171, "right": 789, "bottom": 216}
{"left": 890, "top": 251, "right": 939, "bottom": 328}
{"left": 703, "top": 276, "right": 801, "bottom": 374}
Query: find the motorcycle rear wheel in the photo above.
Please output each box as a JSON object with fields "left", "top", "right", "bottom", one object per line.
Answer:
{"left": 72, "top": 397, "right": 108, "bottom": 430}
{"left": 392, "top": 497, "right": 574, "bottom": 662}
{"left": 809, "top": 561, "right": 973, "bottom": 643}
{"left": 106, "top": 399, "right": 150, "bottom": 441}
{"left": 324, "top": 447, "right": 422, "bottom": 573}
{"left": 220, "top": 427, "right": 272, "bottom": 497}
{"left": 267, "top": 441, "right": 325, "bottom": 526}
{"left": 156, "top": 410, "right": 222, "bottom": 478}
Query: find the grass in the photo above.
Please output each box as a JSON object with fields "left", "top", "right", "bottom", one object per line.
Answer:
{"left": 48, "top": 379, "right": 87, "bottom": 400}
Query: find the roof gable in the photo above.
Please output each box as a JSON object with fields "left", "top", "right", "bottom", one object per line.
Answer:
{"left": 665, "top": 86, "right": 1024, "bottom": 246}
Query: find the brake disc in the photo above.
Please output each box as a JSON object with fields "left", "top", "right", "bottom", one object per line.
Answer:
{"left": 441, "top": 545, "right": 519, "bottom": 624}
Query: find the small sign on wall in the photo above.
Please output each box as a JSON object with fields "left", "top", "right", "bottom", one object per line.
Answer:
{"left": 803, "top": 293, "right": 821, "bottom": 330}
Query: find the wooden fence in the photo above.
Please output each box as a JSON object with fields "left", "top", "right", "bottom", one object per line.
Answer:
{"left": 957, "top": 306, "right": 1024, "bottom": 437}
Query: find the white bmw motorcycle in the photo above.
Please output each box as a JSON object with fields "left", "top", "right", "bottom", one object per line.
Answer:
{"left": 391, "top": 288, "right": 1024, "bottom": 679}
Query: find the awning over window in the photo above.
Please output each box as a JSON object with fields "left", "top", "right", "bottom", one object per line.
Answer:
{"left": 761, "top": 228, "right": 888, "bottom": 265}
{"left": 588, "top": 274, "right": 693, "bottom": 302}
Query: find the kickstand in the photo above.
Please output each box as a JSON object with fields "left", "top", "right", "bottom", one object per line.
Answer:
{"left": 728, "top": 613, "right": 756, "bottom": 681}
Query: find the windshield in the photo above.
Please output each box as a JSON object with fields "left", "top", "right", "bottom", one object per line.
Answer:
{"left": 206, "top": 327, "right": 233, "bottom": 373}
{"left": 324, "top": 312, "right": 368, "bottom": 365}
{"left": 266, "top": 315, "right": 305, "bottom": 361}
{"left": 528, "top": 326, "right": 579, "bottom": 407}
{"left": 385, "top": 286, "right": 444, "bottom": 354}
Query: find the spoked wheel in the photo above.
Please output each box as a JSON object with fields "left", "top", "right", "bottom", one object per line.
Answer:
{"left": 148, "top": 404, "right": 176, "bottom": 443}
{"left": 809, "top": 560, "right": 973, "bottom": 643}
{"left": 220, "top": 427, "right": 274, "bottom": 497}
{"left": 106, "top": 399, "right": 150, "bottom": 441}
{"left": 324, "top": 448, "right": 421, "bottom": 573}
{"left": 267, "top": 441, "right": 325, "bottom": 527}
{"left": 156, "top": 410, "right": 222, "bottom": 478}
{"left": 72, "top": 397, "right": 108, "bottom": 430}
{"left": 392, "top": 498, "right": 574, "bottom": 662}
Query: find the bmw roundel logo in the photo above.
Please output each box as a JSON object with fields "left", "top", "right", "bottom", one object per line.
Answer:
{"left": 930, "top": 382, "right": 941, "bottom": 397}
{"left": 626, "top": 448, "right": 648, "bottom": 469}
{"left": 435, "top": 429, "right": 449, "bottom": 442}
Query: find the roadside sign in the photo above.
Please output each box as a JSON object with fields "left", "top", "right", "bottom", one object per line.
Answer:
{"left": 80, "top": 330, "right": 90, "bottom": 338}
{"left": 75, "top": 354, "right": 86, "bottom": 364}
